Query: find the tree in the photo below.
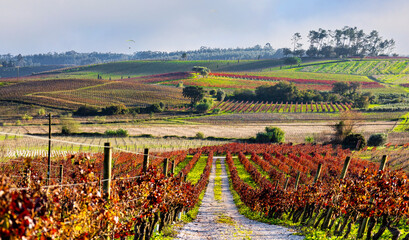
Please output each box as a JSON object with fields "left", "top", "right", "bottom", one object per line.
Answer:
{"left": 255, "top": 81, "right": 298, "bottom": 102}
{"left": 192, "top": 66, "right": 211, "bottom": 77}
{"left": 181, "top": 52, "right": 187, "bottom": 60}
{"left": 282, "top": 48, "right": 292, "bottom": 57}
{"left": 182, "top": 86, "right": 205, "bottom": 104}
{"left": 291, "top": 33, "right": 302, "bottom": 52}
{"left": 283, "top": 57, "right": 301, "bottom": 66}
{"left": 216, "top": 89, "right": 226, "bottom": 101}
{"left": 332, "top": 82, "right": 350, "bottom": 96}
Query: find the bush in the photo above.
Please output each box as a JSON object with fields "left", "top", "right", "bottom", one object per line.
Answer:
{"left": 265, "top": 126, "right": 285, "bottom": 143}
{"left": 342, "top": 133, "right": 366, "bottom": 150}
{"left": 38, "top": 108, "right": 46, "bottom": 116}
{"left": 195, "top": 132, "right": 204, "bottom": 139}
{"left": 60, "top": 117, "right": 80, "bottom": 135}
{"left": 305, "top": 136, "right": 314, "bottom": 144}
{"left": 255, "top": 132, "right": 271, "bottom": 143}
{"left": 74, "top": 105, "right": 100, "bottom": 116}
{"left": 104, "top": 129, "right": 129, "bottom": 137}
{"left": 101, "top": 104, "right": 128, "bottom": 115}
{"left": 367, "top": 133, "right": 387, "bottom": 147}
{"left": 254, "top": 127, "right": 285, "bottom": 143}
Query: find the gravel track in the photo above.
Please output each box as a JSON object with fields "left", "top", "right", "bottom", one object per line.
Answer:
{"left": 175, "top": 157, "right": 304, "bottom": 240}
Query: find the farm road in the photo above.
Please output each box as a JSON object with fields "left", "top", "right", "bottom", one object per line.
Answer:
{"left": 175, "top": 157, "right": 304, "bottom": 240}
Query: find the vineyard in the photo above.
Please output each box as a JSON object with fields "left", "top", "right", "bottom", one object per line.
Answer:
{"left": 211, "top": 100, "right": 352, "bottom": 113}
{"left": 2, "top": 142, "right": 409, "bottom": 239}
{"left": 298, "top": 59, "right": 409, "bottom": 76}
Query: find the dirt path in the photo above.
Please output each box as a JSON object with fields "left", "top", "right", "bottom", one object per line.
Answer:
{"left": 175, "top": 157, "right": 304, "bottom": 240}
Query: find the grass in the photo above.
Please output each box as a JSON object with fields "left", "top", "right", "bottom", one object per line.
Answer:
{"left": 185, "top": 156, "right": 208, "bottom": 185}
{"left": 214, "top": 158, "right": 222, "bottom": 202}
{"left": 231, "top": 156, "right": 258, "bottom": 188}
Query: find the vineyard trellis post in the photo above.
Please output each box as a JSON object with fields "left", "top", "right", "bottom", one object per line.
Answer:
{"left": 283, "top": 176, "right": 290, "bottom": 190}
{"left": 143, "top": 148, "right": 149, "bottom": 173}
{"left": 340, "top": 156, "right": 351, "bottom": 179}
{"left": 59, "top": 164, "right": 63, "bottom": 184}
{"left": 163, "top": 158, "right": 169, "bottom": 176}
{"left": 103, "top": 142, "right": 112, "bottom": 199}
{"left": 47, "top": 113, "right": 52, "bottom": 185}
{"left": 294, "top": 171, "right": 301, "bottom": 191}
{"left": 170, "top": 159, "right": 175, "bottom": 175}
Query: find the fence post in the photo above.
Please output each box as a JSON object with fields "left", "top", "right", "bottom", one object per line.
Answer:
{"left": 314, "top": 163, "right": 322, "bottom": 184}
{"left": 103, "top": 142, "right": 112, "bottom": 199}
{"left": 294, "top": 171, "right": 301, "bottom": 191}
{"left": 163, "top": 158, "right": 169, "bottom": 176}
{"left": 47, "top": 113, "right": 52, "bottom": 185}
{"left": 59, "top": 164, "right": 63, "bottom": 184}
{"left": 170, "top": 159, "right": 175, "bottom": 175}
{"left": 340, "top": 156, "right": 351, "bottom": 179}
{"left": 283, "top": 177, "right": 290, "bottom": 191}
{"left": 379, "top": 155, "right": 387, "bottom": 171}
{"left": 143, "top": 148, "right": 149, "bottom": 173}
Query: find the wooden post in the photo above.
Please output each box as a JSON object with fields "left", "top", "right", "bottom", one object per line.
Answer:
{"left": 379, "top": 155, "right": 387, "bottom": 171}
{"left": 170, "top": 159, "right": 175, "bottom": 175}
{"left": 294, "top": 171, "right": 301, "bottom": 191}
{"left": 59, "top": 164, "right": 63, "bottom": 184}
{"left": 142, "top": 148, "right": 149, "bottom": 173}
{"left": 47, "top": 114, "right": 52, "bottom": 185}
{"left": 163, "top": 158, "right": 169, "bottom": 177}
{"left": 314, "top": 163, "right": 322, "bottom": 184}
{"left": 274, "top": 180, "right": 279, "bottom": 189}
{"left": 103, "top": 142, "right": 112, "bottom": 198}
{"left": 283, "top": 177, "right": 290, "bottom": 190}
{"left": 340, "top": 156, "right": 351, "bottom": 179}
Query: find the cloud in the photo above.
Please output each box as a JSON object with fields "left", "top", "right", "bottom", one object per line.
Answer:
{"left": 0, "top": 0, "right": 408, "bottom": 55}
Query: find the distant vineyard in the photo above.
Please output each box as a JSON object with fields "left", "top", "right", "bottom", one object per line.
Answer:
{"left": 209, "top": 72, "right": 383, "bottom": 89}
{"left": 211, "top": 100, "right": 352, "bottom": 113}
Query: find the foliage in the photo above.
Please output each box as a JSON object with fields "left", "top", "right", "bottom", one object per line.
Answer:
{"left": 60, "top": 116, "right": 80, "bottom": 135}
{"left": 74, "top": 105, "right": 100, "bottom": 116}
{"left": 195, "top": 132, "right": 205, "bottom": 139}
{"left": 304, "top": 136, "right": 314, "bottom": 144}
{"left": 192, "top": 66, "right": 211, "bottom": 77}
{"left": 342, "top": 133, "right": 366, "bottom": 150}
{"left": 101, "top": 104, "right": 128, "bottom": 115}
{"left": 104, "top": 128, "right": 129, "bottom": 137}
{"left": 37, "top": 108, "right": 46, "bottom": 116}
{"left": 216, "top": 89, "right": 226, "bottom": 101}
{"left": 255, "top": 126, "right": 285, "bottom": 143}
{"left": 283, "top": 57, "right": 301, "bottom": 66}
{"left": 182, "top": 86, "right": 205, "bottom": 104}
{"left": 367, "top": 133, "right": 388, "bottom": 146}
{"left": 195, "top": 98, "right": 213, "bottom": 113}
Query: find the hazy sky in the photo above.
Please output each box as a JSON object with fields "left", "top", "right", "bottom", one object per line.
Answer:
{"left": 1, "top": 0, "right": 408, "bottom": 55}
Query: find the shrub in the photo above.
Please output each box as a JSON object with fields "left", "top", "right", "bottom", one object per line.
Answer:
{"left": 265, "top": 126, "right": 285, "bottom": 143}
{"left": 367, "top": 133, "right": 387, "bottom": 146}
{"left": 209, "top": 89, "right": 217, "bottom": 96}
{"left": 305, "top": 136, "right": 314, "bottom": 144}
{"left": 255, "top": 132, "right": 271, "bottom": 143}
{"left": 342, "top": 133, "right": 366, "bottom": 150}
{"left": 38, "top": 108, "right": 46, "bottom": 116}
{"left": 195, "top": 132, "right": 204, "bottom": 139}
{"left": 74, "top": 105, "right": 100, "bottom": 116}
{"left": 104, "top": 129, "right": 129, "bottom": 137}
{"left": 60, "top": 117, "right": 80, "bottom": 135}
{"left": 21, "top": 114, "right": 33, "bottom": 121}
{"left": 101, "top": 104, "right": 128, "bottom": 115}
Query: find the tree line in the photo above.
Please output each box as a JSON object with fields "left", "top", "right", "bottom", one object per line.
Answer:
{"left": 283, "top": 26, "right": 396, "bottom": 58}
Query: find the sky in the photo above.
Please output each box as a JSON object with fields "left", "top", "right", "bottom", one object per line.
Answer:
{"left": 1, "top": 0, "right": 409, "bottom": 55}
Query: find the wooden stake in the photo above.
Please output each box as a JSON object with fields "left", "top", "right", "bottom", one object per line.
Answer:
{"left": 143, "top": 148, "right": 149, "bottom": 173}
{"left": 294, "top": 171, "right": 301, "bottom": 191}
{"left": 340, "top": 156, "right": 351, "bottom": 179}
{"left": 59, "top": 164, "right": 63, "bottom": 184}
{"left": 103, "top": 142, "right": 112, "bottom": 199}
{"left": 314, "top": 163, "right": 322, "bottom": 184}
{"left": 163, "top": 158, "right": 169, "bottom": 177}
{"left": 379, "top": 155, "right": 387, "bottom": 171}
{"left": 47, "top": 114, "right": 52, "bottom": 185}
